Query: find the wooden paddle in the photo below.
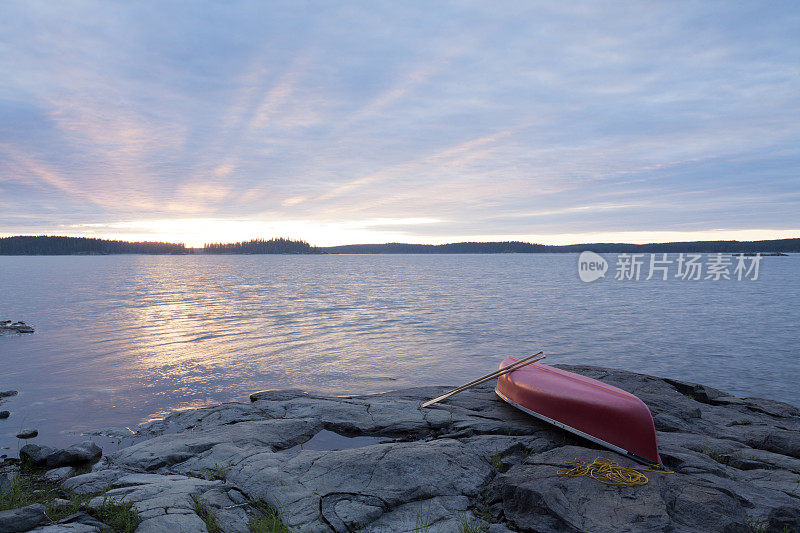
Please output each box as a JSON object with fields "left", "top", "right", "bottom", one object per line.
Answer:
{"left": 421, "top": 352, "right": 545, "bottom": 408}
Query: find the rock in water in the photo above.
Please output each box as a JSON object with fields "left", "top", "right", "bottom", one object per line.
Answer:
{"left": 20, "top": 441, "right": 102, "bottom": 468}
{"left": 1, "top": 320, "right": 34, "bottom": 333}
{"left": 0, "top": 391, "right": 17, "bottom": 399}
{"left": 15, "top": 428, "right": 38, "bottom": 439}
{"left": 0, "top": 411, "right": 9, "bottom": 420}
{"left": 45, "top": 441, "right": 102, "bottom": 467}
{"left": 19, "top": 444, "right": 57, "bottom": 465}
{"left": 0, "top": 503, "right": 47, "bottom": 532}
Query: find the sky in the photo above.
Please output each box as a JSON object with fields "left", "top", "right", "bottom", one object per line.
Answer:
{"left": 1, "top": 1, "right": 799, "bottom": 247}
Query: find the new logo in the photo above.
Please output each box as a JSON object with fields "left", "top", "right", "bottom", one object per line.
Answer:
{"left": 578, "top": 251, "right": 608, "bottom": 282}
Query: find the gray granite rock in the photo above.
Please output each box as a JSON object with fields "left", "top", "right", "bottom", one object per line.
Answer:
{"left": 62, "top": 468, "right": 125, "bottom": 495}
{"left": 17, "top": 366, "right": 799, "bottom": 532}
{"left": 19, "top": 444, "right": 56, "bottom": 465}
{"left": 29, "top": 524, "right": 100, "bottom": 533}
{"left": 43, "top": 466, "right": 75, "bottom": 483}
{"left": 28, "top": 512, "right": 106, "bottom": 533}
{"left": 20, "top": 442, "right": 101, "bottom": 468}
{"left": 0, "top": 504, "right": 46, "bottom": 533}
{"left": 80, "top": 472, "right": 249, "bottom": 532}
{"left": 49, "top": 498, "right": 72, "bottom": 510}
{"left": 44, "top": 442, "right": 102, "bottom": 468}
{"left": 15, "top": 429, "right": 38, "bottom": 440}
{"left": 134, "top": 514, "right": 207, "bottom": 533}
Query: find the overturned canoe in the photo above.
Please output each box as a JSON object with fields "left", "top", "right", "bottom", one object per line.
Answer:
{"left": 495, "top": 356, "right": 661, "bottom": 466}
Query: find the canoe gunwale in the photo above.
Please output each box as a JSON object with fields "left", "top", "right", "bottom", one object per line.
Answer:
{"left": 494, "top": 387, "right": 663, "bottom": 469}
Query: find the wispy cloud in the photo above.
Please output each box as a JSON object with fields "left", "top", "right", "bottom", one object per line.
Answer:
{"left": 0, "top": 1, "right": 798, "bottom": 244}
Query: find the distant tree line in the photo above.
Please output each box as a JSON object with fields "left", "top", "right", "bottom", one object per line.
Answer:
{"left": 203, "top": 238, "right": 323, "bottom": 254}
{"left": 2, "top": 235, "right": 798, "bottom": 255}
{"left": 0, "top": 236, "right": 187, "bottom": 255}
{"left": 322, "top": 238, "right": 800, "bottom": 254}
{"left": 322, "top": 241, "right": 547, "bottom": 254}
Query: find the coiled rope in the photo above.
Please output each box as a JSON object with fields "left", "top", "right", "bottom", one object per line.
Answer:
{"left": 557, "top": 456, "right": 673, "bottom": 486}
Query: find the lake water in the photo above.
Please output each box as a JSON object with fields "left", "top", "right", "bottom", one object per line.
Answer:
{"left": 1, "top": 254, "right": 798, "bottom": 451}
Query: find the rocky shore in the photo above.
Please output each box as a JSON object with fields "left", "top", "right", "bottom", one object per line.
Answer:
{"left": 2, "top": 365, "right": 800, "bottom": 532}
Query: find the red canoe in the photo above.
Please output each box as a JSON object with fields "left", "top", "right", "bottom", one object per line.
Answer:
{"left": 495, "top": 356, "right": 661, "bottom": 466}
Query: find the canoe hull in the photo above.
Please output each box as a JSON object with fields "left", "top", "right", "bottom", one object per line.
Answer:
{"left": 495, "top": 356, "right": 661, "bottom": 466}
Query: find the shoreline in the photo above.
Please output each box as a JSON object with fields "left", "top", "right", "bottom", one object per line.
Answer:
{"left": 3, "top": 364, "right": 800, "bottom": 532}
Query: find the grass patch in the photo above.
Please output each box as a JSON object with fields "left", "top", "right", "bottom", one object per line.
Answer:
{"left": 0, "top": 474, "right": 53, "bottom": 512}
{"left": 735, "top": 418, "right": 753, "bottom": 426}
{"left": 0, "top": 473, "right": 139, "bottom": 532}
{"left": 700, "top": 447, "right": 732, "bottom": 465}
{"left": 191, "top": 494, "right": 223, "bottom": 533}
{"left": 249, "top": 499, "right": 288, "bottom": 533}
{"left": 200, "top": 462, "right": 232, "bottom": 482}
{"left": 745, "top": 517, "right": 768, "bottom": 532}
{"left": 458, "top": 512, "right": 489, "bottom": 533}
{"left": 414, "top": 500, "right": 432, "bottom": 532}
{"left": 94, "top": 496, "right": 141, "bottom": 533}
{"left": 489, "top": 452, "right": 505, "bottom": 472}
{"left": 0, "top": 474, "right": 89, "bottom": 520}
{"left": 471, "top": 505, "right": 492, "bottom": 524}
{"left": 701, "top": 447, "right": 752, "bottom": 466}
{"left": 707, "top": 452, "right": 730, "bottom": 465}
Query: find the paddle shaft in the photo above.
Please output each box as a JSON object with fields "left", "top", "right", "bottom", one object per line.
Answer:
{"left": 429, "top": 351, "right": 543, "bottom": 399}
{"left": 421, "top": 353, "right": 545, "bottom": 408}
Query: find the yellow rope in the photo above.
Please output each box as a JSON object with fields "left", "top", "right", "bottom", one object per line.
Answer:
{"left": 557, "top": 456, "right": 673, "bottom": 486}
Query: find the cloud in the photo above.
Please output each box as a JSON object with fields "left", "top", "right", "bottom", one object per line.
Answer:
{"left": 0, "top": 1, "right": 798, "bottom": 243}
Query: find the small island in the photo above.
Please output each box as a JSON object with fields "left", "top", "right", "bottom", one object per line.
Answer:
{"left": 203, "top": 238, "right": 324, "bottom": 255}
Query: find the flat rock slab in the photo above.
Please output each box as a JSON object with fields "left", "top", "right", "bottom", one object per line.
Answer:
{"left": 0, "top": 504, "right": 46, "bottom": 532}
{"left": 22, "top": 366, "right": 800, "bottom": 532}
